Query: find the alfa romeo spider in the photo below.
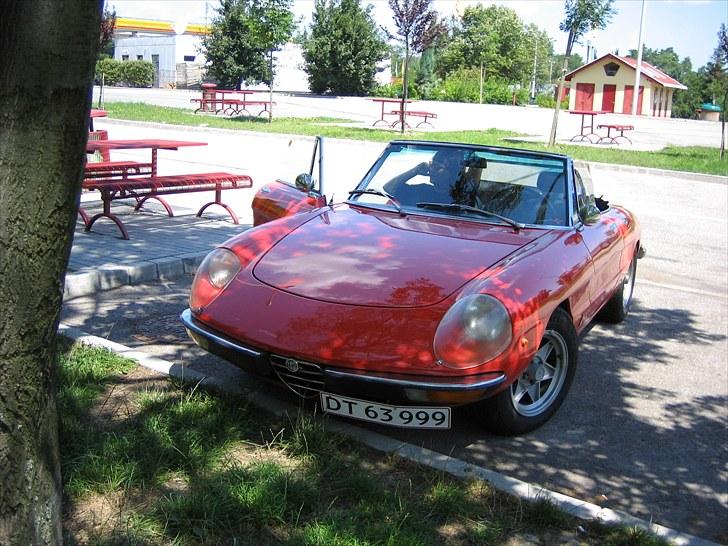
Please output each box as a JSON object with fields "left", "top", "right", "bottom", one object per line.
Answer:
{"left": 181, "top": 140, "right": 643, "bottom": 435}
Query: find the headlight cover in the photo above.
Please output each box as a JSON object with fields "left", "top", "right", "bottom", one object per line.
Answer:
{"left": 433, "top": 294, "right": 512, "bottom": 369}
{"left": 189, "top": 248, "right": 241, "bottom": 313}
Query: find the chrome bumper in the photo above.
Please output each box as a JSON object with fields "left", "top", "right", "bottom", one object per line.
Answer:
{"left": 180, "top": 309, "right": 507, "bottom": 403}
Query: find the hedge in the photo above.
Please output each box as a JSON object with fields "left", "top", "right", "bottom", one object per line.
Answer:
{"left": 95, "top": 59, "right": 154, "bottom": 88}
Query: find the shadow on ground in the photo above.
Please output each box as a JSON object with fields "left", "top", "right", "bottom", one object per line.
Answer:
{"left": 61, "top": 280, "right": 728, "bottom": 544}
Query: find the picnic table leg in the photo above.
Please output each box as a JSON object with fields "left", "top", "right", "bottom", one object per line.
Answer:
{"left": 134, "top": 195, "right": 174, "bottom": 217}
{"left": 373, "top": 102, "right": 388, "bottom": 126}
{"left": 77, "top": 207, "right": 90, "bottom": 227}
{"left": 85, "top": 191, "right": 130, "bottom": 240}
{"left": 196, "top": 186, "right": 239, "bottom": 224}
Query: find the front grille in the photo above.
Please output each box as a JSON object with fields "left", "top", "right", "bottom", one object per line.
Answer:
{"left": 270, "top": 355, "right": 325, "bottom": 399}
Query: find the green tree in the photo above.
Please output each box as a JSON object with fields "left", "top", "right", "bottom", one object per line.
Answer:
{"left": 438, "top": 6, "right": 527, "bottom": 82}
{"left": 99, "top": 3, "right": 116, "bottom": 59}
{"left": 0, "top": 1, "right": 101, "bottom": 544}
{"left": 201, "top": 0, "right": 295, "bottom": 89}
{"left": 301, "top": 0, "right": 387, "bottom": 95}
{"left": 388, "top": 0, "right": 444, "bottom": 132}
{"left": 704, "top": 23, "right": 728, "bottom": 108}
{"left": 415, "top": 47, "right": 436, "bottom": 98}
{"left": 553, "top": 52, "right": 584, "bottom": 73}
{"left": 549, "top": 0, "right": 616, "bottom": 146}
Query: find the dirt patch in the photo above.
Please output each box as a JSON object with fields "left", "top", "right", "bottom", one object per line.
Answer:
{"left": 87, "top": 365, "right": 167, "bottom": 427}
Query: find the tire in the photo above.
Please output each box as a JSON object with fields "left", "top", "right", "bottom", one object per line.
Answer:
{"left": 478, "top": 308, "right": 578, "bottom": 436}
{"left": 599, "top": 254, "right": 637, "bottom": 324}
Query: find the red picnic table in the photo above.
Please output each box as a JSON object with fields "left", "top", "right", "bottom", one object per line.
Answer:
{"left": 370, "top": 98, "right": 412, "bottom": 127}
{"left": 191, "top": 89, "right": 274, "bottom": 116}
{"left": 568, "top": 110, "right": 606, "bottom": 143}
{"left": 89, "top": 108, "right": 107, "bottom": 131}
{"left": 81, "top": 138, "right": 252, "bottom": 239}
{"left": 86, "top": 139, "right": 207, "bottom": 177}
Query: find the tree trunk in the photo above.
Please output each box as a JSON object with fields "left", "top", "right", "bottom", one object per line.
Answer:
{"left": 400, "top": 41, "right": 410, "bottom": 134}
{"left": 548, "top": 56, "right": 571, "bottom": 147}
{"left": 0, "top": 2, "right": 101, "bottom": 544}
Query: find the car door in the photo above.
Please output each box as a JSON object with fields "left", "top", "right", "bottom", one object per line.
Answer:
{"left": 573, "top": 166, "right": 624, "bottom": 321}
{"left": 252, "top": 178, "right": 326, "bottom": 226}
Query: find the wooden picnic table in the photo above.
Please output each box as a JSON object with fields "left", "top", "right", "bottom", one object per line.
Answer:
{"left": 568, "top": 110, "right": 606, "bottom": 143}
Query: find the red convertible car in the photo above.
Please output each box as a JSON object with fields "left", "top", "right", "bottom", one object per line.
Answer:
{"left": 181, "top": 141, "right": 643, "bottom": 435}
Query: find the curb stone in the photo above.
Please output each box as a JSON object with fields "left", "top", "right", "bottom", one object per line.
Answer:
{"left": 64, "top": 256, "right": 200, "bottom": 301}
{"left": 58, "top": 324, "right": 723, "bottom": 546}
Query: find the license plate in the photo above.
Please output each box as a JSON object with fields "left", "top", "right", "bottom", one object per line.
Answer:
{"left": 320, "top": 393, "right": 451, "bottom": 429}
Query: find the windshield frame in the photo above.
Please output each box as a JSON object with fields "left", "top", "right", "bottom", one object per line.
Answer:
{"left": 348, "top": 141, "right": 575, "bottom": 230}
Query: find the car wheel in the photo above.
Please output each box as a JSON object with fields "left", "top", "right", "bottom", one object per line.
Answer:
{"left": 478, "top": 308, "right": 578, "bottom": 436}
{"left": 599, "top": 254, "right": 637, "bottom": 324}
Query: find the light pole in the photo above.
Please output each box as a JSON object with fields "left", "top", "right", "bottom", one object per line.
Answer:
{"left": 529, "top": 35, "right": 538, "bottom": 104}
{"left": 631, "top": 0, "right": 647, "bottom": 116}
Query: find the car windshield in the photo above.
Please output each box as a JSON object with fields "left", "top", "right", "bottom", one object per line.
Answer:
{"left": 350, "top": 143, "right": 570, "bottom": 227}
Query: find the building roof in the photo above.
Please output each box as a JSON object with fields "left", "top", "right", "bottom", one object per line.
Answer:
{"left": 115, "top": 18, "right": 209, "bottom": 36}
{"left": 565, "top": 53, "right": 688, "bottom": 90}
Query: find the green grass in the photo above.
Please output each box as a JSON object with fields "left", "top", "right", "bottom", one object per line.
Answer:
{"left": 104, "top": 101, "right": 728, "bottom": 177}
{"left": 58, "top": 340, "right": 669, "bottom": 546}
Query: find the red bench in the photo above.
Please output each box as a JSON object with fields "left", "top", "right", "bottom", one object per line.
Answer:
{"left": 191, "top": 97, "right": 275, "bottom": 117}
{"left": 389, "top": 109, "right": 437, "bottom": 129}
{"left": 597, "top": 124, "right": 634, "bottom": 144}
{"left": 83, "top": 160, "right": 152, "bottom": 179}
{"left": 222, "top": 99, "right": 275, "bottom": 117}
{"left": 79, "top": 172, "right": 253, "bottom": 239}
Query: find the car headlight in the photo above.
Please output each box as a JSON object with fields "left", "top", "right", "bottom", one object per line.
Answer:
{"left": 433, "top": 294, "right": 512, "bottom": 369}
{"left": 189, "top": 248, "right": 241, "bottom": 313}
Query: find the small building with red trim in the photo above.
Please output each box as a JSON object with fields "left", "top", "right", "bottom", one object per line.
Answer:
{"left": 565, "top": 53, "right": 687, "bottom": 117}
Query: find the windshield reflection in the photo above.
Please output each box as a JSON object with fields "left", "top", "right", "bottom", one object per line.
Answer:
{"left": 351, "top": 143, "right": 569, "bottom": 227}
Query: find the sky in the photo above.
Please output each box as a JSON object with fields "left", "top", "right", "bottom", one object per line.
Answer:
{"left": 110, "top": 0, "right": 727, "bottom": 70}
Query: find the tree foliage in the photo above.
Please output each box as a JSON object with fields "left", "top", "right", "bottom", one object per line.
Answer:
{"left": 388, "top": 0, "right": 442, "bottom": 55}
{"left": 200, "top": 0, "right": 294, "bottom": 89}
{"left": 388, "top": 0, "right": 444, "bottom": 131}
{"left": 560, "top": 0, "right": 616, "bottom": 57}
{"left": 704, "top": 23, "right": 728, "bottom": 107}
{"left": 99, "top": 4, "right": 116, "bottom": 58}
{"left": 301, "top": 0, "right": 387, "bottom": 95}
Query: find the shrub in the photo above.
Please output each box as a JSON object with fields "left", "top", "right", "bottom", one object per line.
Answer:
{"left": 120, "top": 60, "right": 154, "bottom": 88}
{"left": 94, "top": 59, "right": 154, "bottom": 88}
{"left": 372, "top": 80, "right": 419, "bottom": 99}
{"left": 95, "top": 58, "right": 122, "bottom": 86}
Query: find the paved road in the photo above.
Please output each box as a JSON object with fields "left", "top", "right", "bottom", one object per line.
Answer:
{"left": 62, "top": 153, "right": 728, "bottom": 542}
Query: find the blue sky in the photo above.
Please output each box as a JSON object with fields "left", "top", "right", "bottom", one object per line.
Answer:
{"left": 110, "top": 0, "right": 727, "bottom": 70}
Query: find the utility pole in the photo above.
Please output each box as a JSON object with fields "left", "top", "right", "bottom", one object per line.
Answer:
{"left": 530, "top": 35, "right": 538, "bottom": 104}
{"left": 631, "top": 0, "right": 647, "bottom": 116}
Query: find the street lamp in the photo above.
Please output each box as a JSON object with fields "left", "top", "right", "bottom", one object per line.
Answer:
{"left": 529, "top": 35, "right": 538, "bottom": 104}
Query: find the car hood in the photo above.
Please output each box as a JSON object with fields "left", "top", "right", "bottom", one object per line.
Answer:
{"left": 252, "top": 205, "right": 543, "bottom": 308}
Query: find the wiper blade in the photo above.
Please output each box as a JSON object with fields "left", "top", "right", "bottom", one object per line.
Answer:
{"left": 416, "top": 202, "right": 524, "bottom": 231}
{"left": 349, "top": 189, "right": 404, "bottom": 215}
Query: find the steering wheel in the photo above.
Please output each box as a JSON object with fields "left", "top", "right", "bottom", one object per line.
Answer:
{"left": 498, "top": 186, "right": 561, "bottom": 226}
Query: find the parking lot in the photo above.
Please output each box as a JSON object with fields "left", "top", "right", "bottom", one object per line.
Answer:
{"left": 63, "top": 113, "right": 727, "bottom": 543}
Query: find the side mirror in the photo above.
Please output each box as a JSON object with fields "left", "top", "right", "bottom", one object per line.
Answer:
{"left": 579, "top": 203, "right": 601, "bottom": 225}
{"left": 295, "top": 173, "right": 316, "bottom": 192}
